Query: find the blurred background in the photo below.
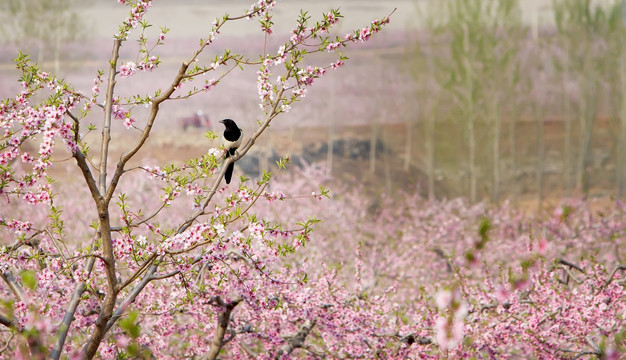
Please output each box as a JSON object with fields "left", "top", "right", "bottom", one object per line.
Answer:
{"left": 1, "top": 0, "right": 625, "bottom": 206}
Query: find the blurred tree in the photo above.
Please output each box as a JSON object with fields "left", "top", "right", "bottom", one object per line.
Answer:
{"left": 553, "top": 0, "right": 616, "bottom": 196}
{"left": 603, "top": 1, "right": 626, "bottom": 197}
{"left": 406, "top": 22, "right": 437, "bottom": 200}
{"left": 0, "top": 0, "right": 84, "bottom": 74}
{"left": 619, "top": 3, "right": 626, "bottom": 197}
{"left": 411, "top": 0, "right": 523, "bottom": 202}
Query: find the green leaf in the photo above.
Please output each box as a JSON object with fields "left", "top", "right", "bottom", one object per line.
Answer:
{"left": 119, "top": 311, "right": 141, "bottom": 339}
{"left": 21, "top": 270, "right": 37, "bottom": 290}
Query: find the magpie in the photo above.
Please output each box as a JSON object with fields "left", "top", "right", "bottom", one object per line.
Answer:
{"left": 219, "top": 119, "right": 243, "bottom": 184}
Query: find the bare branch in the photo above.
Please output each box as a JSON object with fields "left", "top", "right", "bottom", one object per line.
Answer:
{"left": 5, "top": 230, "right": 43, "bottom": 253}
{"left": 0, "top": 332, "right": 14, "bottom": 354}
{"left": 104, "top": 262, "right": 159, "bottom": 334}
{"left": 50, "top": 257, "right": 95, "bottom": 360}
{"left": 72, "top": 149, "right": 101, "bottom": 203}
{"left": 149, "top": 269, "right": 180, "bottom": 281}
{"left": 104, "top": 58, "right": 190, "bottom": 206}
{"left": 0, "top": 270, "right": 24, "bottom": 302}
{"left": 596, "top": 264, "right": 626, "bottom": 295}
{"left": 116, "top": 253, "right": 158, "bottom": 293}
{"left": 111, "top": 201, "right": 168, "bottom": 232}
{"left": 238, "top": 342, "right": 259, "bottom": 359}
{"left": 100, "top": 39, "right": 122, "bottom": 196}
{"left": 274, "top": 320, "right": 316, "bottom": 359}
{"left": 556, "top": 258, "right": 585, "bottom": 273}
{"left": 0, "top": 314, "right": 13, "bottom": 329}
{"left": 207, "top": 296, "right": 243, "bottom": 360}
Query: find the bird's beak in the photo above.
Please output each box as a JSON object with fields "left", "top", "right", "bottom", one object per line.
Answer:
{"left": 219, "top": 120, "right": 225, "bottom": 124}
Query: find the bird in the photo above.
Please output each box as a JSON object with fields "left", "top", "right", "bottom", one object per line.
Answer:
{"left": 219, "top": 119, "right": 243, "bottom": 184}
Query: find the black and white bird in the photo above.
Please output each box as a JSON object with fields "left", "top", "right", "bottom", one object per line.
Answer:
{"left": 219, "top": 119, "right": 243, "bottom": 184}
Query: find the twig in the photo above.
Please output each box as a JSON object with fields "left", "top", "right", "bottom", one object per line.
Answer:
{"left": 5, "top": 230, "right": 44, "bottom": 252}
{"left": 238, "top": 342, "right": 258, "bottom": 359}
{"left": 104, "top": 262, "right": 159, "bottom": 334}
{"left": 0, "top": 332, "right": 14, "bottom": 354}
{"left": 556, "top": 258, "right": 585, "bottom": 273}
{"left": 99, "top": 40, "right": 120, "bottom": 196}
{"left": 596, "top": 264, "right": 626, "bottom": 295}
{"left": 104, "top": 44, "right": 194, "bottom": 206}
{"left": 116, "top": 253, "right": 158, "bottom": 292}
{"left": 557, "top": 266, "right": 584, "bottom": 285}
{"left": 110, "top": 201, "right": 168, "bottom": 232}
{"left": 149, "top": 269, "right": 180, "bottom": 281}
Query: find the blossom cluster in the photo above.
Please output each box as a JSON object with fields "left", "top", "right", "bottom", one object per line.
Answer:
{"left": 255, "top": 7, "right": 386, "bottom": 111}
{"left": 434, "top": 289, "right": 467, "bottom": 350}
{"left": 1, "top": 60, "right": 82, "bottom": 205}
{"left": 117, "top": 0, "right": 153, "bottom": 40}
{"left": 344, "top": 15, "right": 391, "bottom": 43}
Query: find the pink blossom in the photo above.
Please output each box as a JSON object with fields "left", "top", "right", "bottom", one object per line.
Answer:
{"left": 123, "top": 116, "right": 135, "bottom": 129}
{"left": 119, "top": 61, "right": 137, "bottom": 77}
{"left": 203, "top": 79, "right": 217, "bottom": 91}
{"left": 292, "top": 88, "right": 306, "bottom": 98}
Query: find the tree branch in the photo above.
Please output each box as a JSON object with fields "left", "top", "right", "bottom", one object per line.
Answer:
{"left": 104, "top": 262, "right": 159, "bottom": 334}
{"left": 596, "top": 264, "right": 626, "bottom": 295}
{"left": 207, "top": 296, "right": 243, "bottom": 360}
{"left": 0, "top": 314, "right": 13, "bottom": 329}
{"left": 99, "top": 39, "right": 121, "bottom": 196}
{"left": 81, "top": 39, "right": 123, "bottom": 360}
{"left": 274, "top": 320, "right": 316, "bottom": 359}
{"left": 0, "top": 269, "right": 24, "bottom": 302}
{"left": 176, "top": 87, "right": 286, "bottom": 234}
{"left": 116, "top": 253, "right": 158, "bottom": 293}
{"left": 104, "top": 59, "right": 190, "bottom": 206}
{"left": 72, "top": 149, "right": 101, "bottom": 203}
{"left": 50, "top": 257, "right": 95, "bottom": 360}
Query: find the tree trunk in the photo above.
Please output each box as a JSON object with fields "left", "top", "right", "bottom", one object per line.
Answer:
{"left": 535, "top": 104, "right": 545, "bottom": 207}
{"left": 492, "top": 99, "right": 501, "bottom": 203}
{"left": 383, "top": 126, "right": 392, "bottom": 194}
{"left": 404, "top": 107, "right": 412, "bottom": 172}
{"left": 327, "top": 78, "right": 336, "bottom": 176}
{"left": 563, "top": 58, "right": 573, "bottom": 193}
{"left": 54, "top": 21, "right": 61, "bottom": 75}
{"left": 509, "top": 104, "right": 517, "bottom": 203}
{"left": 426, "top": 99, "right": 436, "bottom": 200}
{"left": 463, "top": 27, "right": 477, "bottom": 203}
{"left": 618, "top": 48, "right": 626, "bottom": 197}
{"left": 577, "top": 75, "right": 597, "bottom": 197}
{"left": 369, "top": 123, "right": 378, "bottom": 174}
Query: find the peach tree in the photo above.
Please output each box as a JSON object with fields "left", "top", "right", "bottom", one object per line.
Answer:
{"left": 0, "top": 0, "right": 400, "bottom": 358}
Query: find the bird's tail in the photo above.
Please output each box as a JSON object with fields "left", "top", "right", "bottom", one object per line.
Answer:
{"left": 225, "top": 162, "right": 234, "bottom": 184}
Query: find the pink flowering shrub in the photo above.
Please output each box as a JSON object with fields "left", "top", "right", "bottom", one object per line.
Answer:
{"left": 0, "top": 1, "right": 623, "bottom": 359}
{"left": 252, "top": 165, "right": 625, "bottom": 358}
